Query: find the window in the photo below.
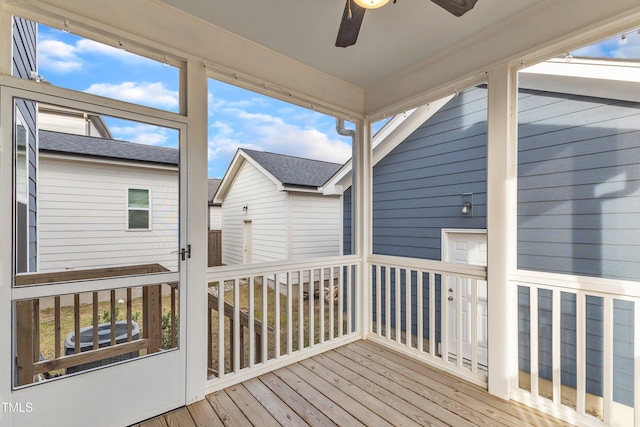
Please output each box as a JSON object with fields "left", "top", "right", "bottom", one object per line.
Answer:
{"left": 128, "top": 188, "right": 150, "bottom": 229}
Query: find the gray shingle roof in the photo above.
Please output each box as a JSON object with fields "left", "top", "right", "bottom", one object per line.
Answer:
{"left": 208, "top": 178, "right": 222, "bottom": 205}
{"left": 242, "top": 149, "right": 343, "bottom": 188}
{"left": 39, "top": 130, "right": 179, "bottom": 166}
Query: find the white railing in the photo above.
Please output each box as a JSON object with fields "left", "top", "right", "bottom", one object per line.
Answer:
{"left": 512, "top": 271, "right": 640, "bottom": 427}
{"left": 205, "top": 256, "right": 360, "bottom": 391}
{"left": 367, "top": 254, "right": 488, "bottom": 386}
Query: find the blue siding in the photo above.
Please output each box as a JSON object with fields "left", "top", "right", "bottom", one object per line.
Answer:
{"left": 350, "top": 85, "right": 639, "bottom": 406}
{"left": 12, "top": 17, "right": 38, "bottom": 272}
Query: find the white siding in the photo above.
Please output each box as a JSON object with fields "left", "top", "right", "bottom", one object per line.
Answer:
{"left": 221, "top": 161, "right": 287, "bottom": 265}
{"left": 38, "top": 156, "right": 179, "bottom": 272}
{"left": 290, "top": 193, "right": 341, "bottom": 259}
{"left": 209, "top": 205, "right": 222, "bottom": 230}
{"left": 39, "top": 112, "right": 88, "bottom": 136}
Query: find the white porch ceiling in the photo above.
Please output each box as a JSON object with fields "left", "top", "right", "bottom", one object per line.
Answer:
{"left": 157, "top": 0, "right": 538, "bottom": 89}
{"left": 9, "top": 0, "right": 640, "bottom": 118}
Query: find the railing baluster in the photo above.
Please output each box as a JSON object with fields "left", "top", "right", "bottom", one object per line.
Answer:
{"left": 429, "top": 272, "right": 436, "bottom": 357}
{"left": 298, "top": 270, "right": 304, "bottom": 349}
{"left": 338, "top": 266, "right": 344, "bottom": 338}
{"left": 54, "top": 296, "right": 61, "bottom": 358}
{"left": 470, "top": 278, "right": 478, "bottom": 373}
{"left": 287, "top": 272, "right": 293, "bottom": 354}
{"left": 319, "top": 268, "right": 325, "bottom": 344}
{"left": 406, "top": 270, "right": 412, "bottom": 349}
{"left": 262, "top": 275, "right": 268, "bottom": 363}
{"left": 417, "top": 271, "right": 424, "bottom": 353}
{"left": 126, "top": 288, "right": 133, "bottom": 342}
{"left": 233, "top": 278, "right": 240, "bottom": 373}
{"left": 576, "top": 292, "right": 586, "bottom": 415}
{"left": 346, "top": 265, "right": 354, "bottom": 334}
{"left": 530, "top": 286, "right": 539, "bottom": 398}
{"left": 309, "top": 269, "right": 315, "bottom": 347}
{"left": 634, "top": 299, "right": 640, "bottom": 427}
{"left": 74, "top": 294, "right": 81, "bottom": 354}
{"left": 602, "top": 296, "right": 613, "bottom": 425}
{"left": 552, "top": 289, "right": 561, "bottom": 405}
{"left": 385, "top": 266, "right": 391, "bottom": 339}
{"left": 110, "top": 289, "right": 116, "bottom": 346}
{"left": 328, "top": 268, "right": 335, "bottom": 340}
{"left": 218, "top": 279, "right": 224, "bottom": 377}
{"left": 376, "top": 265, "right": 381, "bottom": 336}
{"left": 441, "top": 276, "right": 449, "bottom": 362}
{"left": 395, "top": 267, "right": 401, "bottom": 344}
{"left": 170, "top": 284, "right": 176, "bottom": 348}
{"left": 248, "top": 276, "right": 255, "bottom": 368}
{"left": 456, "top": 276, "right": 463, "bottom": 368}
{"left": 275, "top": 273, "right": 281, "bottom": 358}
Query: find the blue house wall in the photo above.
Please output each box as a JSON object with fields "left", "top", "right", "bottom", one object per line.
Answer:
{"left": 12, "top": 16, "right": 38, "bottom": 273}
{"left": 345, "top": 84, "right": 639, "bottom": 406}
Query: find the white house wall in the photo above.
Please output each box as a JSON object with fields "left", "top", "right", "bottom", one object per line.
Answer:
{"left": 221, "top": 160, "right": 287, "bottom": 265}
{"left": 38, "top": 156, "right": 179, "bottom": 271}
{"left": 289, "top": 192, "right": 341, "bottom": 260}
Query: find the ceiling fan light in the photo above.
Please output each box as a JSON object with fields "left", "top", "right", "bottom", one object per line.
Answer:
{"left": 353, "top": 0, "right": 390, "bottom": 9}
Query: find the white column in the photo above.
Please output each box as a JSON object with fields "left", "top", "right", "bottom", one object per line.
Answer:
{"left": 183, "top": 60, "right": 209, "bottom": 404}
{"left": 353, "top": 118, "right": 372, "bottom": 338}
{"left": 486, "top": 65, "right": 518, "bottom": 399}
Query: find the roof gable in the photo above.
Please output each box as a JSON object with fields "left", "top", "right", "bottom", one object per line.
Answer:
{"left": 39, "top": 130, "right": 179, "bottom": 166}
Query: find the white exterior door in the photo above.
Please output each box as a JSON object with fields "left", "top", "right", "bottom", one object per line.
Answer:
{"left": 243, "top": 220, "right": 253, "bottom": 264}
{"left": 442, "top": 229, "right": 488, "bottom": 367}
{"left": 1, "top": 86, "right": 189, "bottom": 427}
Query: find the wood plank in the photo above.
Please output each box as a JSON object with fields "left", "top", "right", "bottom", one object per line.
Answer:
{"left": 352, "top": 341, "right": 576, "bottom": 427}
{"left": 299, "top": 357, "right": 424, "bottom": 427}
{"left": 259, "top": 372, "right": 337, "bottom": 427}
{"left": 206, "top": 390, "right": 252, "bottom": 427}
{"left": 186, "top": 399, "right": 224, "bottom": 427}
{"left": 273, "top": 367, "right": 365, "bottom": 427}
{"left": 139, "top": 416, "right": 168, "bottom": 427}
{"left": 243, "top": 377, "right": 308, "bottom": 426}
{"left": 286, "top": 362, "right": 393, "bottom": 427}
{"left": 224, "top": 383, "right": 280, "bottom": 427}
{"left": 315, "top": 351, "right": 462, "bottom": 427}
{"left": 165, "top": 407, "right": 196, "bottom": 427}
{"left": 14, "top": 263, "right": 169, "bottom": 286}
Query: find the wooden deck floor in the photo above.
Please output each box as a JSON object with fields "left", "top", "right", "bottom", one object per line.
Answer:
{"left": 135, "top": 340, "right": 577, "bottom": 427}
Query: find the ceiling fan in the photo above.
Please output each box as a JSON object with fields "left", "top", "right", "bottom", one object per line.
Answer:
{"left": 336, "top": 0, "right": 478, "bottom": 47}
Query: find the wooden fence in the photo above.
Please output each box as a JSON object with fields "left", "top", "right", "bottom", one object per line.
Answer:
{"left": 208, "top": 230, "right": 222, "bottom": 267}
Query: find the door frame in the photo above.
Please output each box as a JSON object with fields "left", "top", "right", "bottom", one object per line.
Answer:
{"left": 0, "top": 80, "right": 190, "bottom": 427}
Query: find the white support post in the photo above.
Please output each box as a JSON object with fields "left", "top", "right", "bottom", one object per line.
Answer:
{"left": 353, "top": 118, "right": 372, "bottom": 339}
{"left": 184, "top": 59, "right": 209, "bottom": 404}
{"left": 486, "top": 64, "right": 518, "bottom": 399}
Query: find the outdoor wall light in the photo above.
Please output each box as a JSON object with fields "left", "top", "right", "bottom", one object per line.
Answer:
{"left": 242, "top": 204, "right": 248, "bottom": 212}
{"left": 354, "top": 0, "right": 390, "bottom": 9}
{"left": 461, "top": 201, "right": 472, "bottom": 215}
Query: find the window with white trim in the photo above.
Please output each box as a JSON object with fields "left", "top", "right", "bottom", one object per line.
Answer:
{"left": 127, "top": 188, "right": 150, "bottom": 230}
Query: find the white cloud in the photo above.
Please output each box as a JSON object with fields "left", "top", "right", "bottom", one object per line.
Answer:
{"left": 85, "top": 82, "right": 179, "bottom": 109}
{"left": 110, "top": 123, "right": 174, "bottom": 147}
{"left": 38, "top": 39, "right": 83, "bottom": 72}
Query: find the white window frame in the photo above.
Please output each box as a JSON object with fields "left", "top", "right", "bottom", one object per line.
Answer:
{"left": 127, "top": 187, "right": 152, "bottom": 231}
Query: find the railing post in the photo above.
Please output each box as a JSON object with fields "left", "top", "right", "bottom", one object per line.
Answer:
{"left": 353, "top": 118, "right": 372, "bottom": 338}
{"left": 486, "top": 64, "right": 519, "bottom": 399}
{"left": 145, "top": 284, "right": 162, "bottom": 353}
{"left": 15, "top": 299, "right": 38, "bottom": 386}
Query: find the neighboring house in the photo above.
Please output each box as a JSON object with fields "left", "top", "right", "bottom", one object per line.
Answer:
{"left": 38, "top": 130, "right": 180, "bottom": 272}
{"left": 214, "top": 148, "right": 343, "bottom": 265}
{"left": 327, "top": 57, "right": 640, "bottom": 409}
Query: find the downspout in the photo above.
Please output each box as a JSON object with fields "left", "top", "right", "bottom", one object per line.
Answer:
{"left": 336, "top": 118, "right": 356, "bottom": 256}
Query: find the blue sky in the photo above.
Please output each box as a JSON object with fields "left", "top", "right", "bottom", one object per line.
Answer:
{"left": 36, "top": 25, "right": 639, "bottom": 178}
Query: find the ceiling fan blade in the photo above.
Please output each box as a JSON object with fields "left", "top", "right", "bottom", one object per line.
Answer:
{"left": 335, "top": 0, "right": 366, "bottom": 48}
{"left": 430, "top": 0, "right": 478, "bottom": 17}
